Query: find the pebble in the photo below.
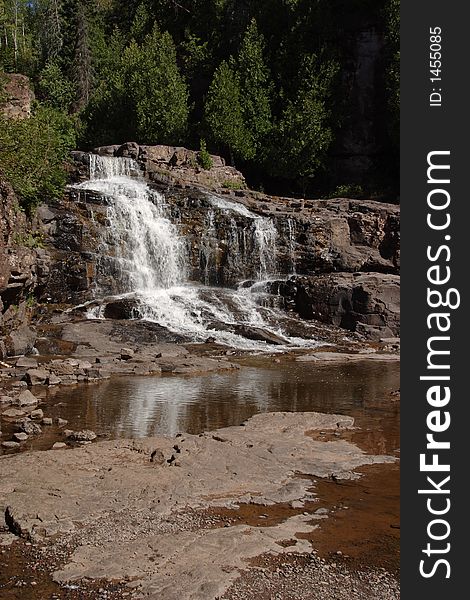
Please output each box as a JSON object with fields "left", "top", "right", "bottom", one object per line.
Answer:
{"left": 52, "top": 442, "right": 67, "bottom": 450}
{"left": 2, "top": 441, "right": 20, "bottom": 449}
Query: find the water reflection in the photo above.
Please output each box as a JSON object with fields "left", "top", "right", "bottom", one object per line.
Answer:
{"left": 43, "top": 361, "right": 399, "bottom": 452}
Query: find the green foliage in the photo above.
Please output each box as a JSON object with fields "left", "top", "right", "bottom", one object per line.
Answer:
{"left": 327, "top": 184, "right": 365, "bottom": 199}
{"left": 204, "top": 60, "right": 250, "bottom": 163}
{"left": 198, "top": 138, "right": 213, "bottom": 170}
{"left": 84, "top": 25, "right": 189, "bottom": 145}
{"left": 38, "top": 61, "right": 75, "bottom": 111}
{"left": 13, "top": 231, "right": 45, "bottom": 248}
{"left": 236, "top": 19, "right": 272, "bottom": 156}
{"left": 267, "top": 56, "right": 337, "bottom": 181}
{"left": 0, "top": 105, "right": 76, "bottom": 211}
{"left": 0, "top": 0, "right": 398, "bottom": 194}
{"left": 204, "top": 19, "right": 272, "bottom": 164}
{"left": 222, "top": 179, "right": 245, "bottom": 190}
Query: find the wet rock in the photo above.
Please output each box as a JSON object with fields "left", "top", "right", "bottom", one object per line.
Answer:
{"left": 103, "top": 298, "right": 141, "bottom": 320}
{"left": 24, "top": 368, "right": 48, "bottom": 386}
{"left": 42, "top": 418, "right": 53, "bottom": 426}
{"left": 17, "top": 390, "right": 39, "bottom": 406}
{"left": 13, "top": 432, "right": 28, "bottom": 442}
{"left": 279, "top": 273, "right": 400, "bottom": 339}
{"left": 120, "top": 348, "right": 135, "bottom": 360}
{"left": 1, "top": 441, "right": 20, "bottom": 449}
{"left": 67, "top": 430, "right": 97, "bottom": 442}
{"left": 4, "top": 325, "right": 36, "bottom": 357}
{"left": 231, "top": 325, "right": 287, "bottom": 346}
{"left": 30, "top": 409, "right": 44, "bottom": 420}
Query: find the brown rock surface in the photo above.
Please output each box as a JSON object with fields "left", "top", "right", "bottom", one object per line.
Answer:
{"left": 0, "top": 412, "right": 395, "bottom": 599}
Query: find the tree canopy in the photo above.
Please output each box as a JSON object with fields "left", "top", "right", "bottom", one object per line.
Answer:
{"left": 0, "top": 0, "right": 399, "bottom": 198}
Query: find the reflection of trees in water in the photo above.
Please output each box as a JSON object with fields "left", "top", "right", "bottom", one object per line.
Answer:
{"left": 46, "top": 362, "right": 399, "bottom": 451}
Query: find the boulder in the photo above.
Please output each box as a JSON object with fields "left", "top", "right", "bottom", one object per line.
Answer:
{"left": 279, "top": 273, "right": 400, "bottom": 339}
{"left": 116, "top": 142, "right": 140, "bottom": 160}
{"left": 52, "top": 442, "right": 67, "bottom": 450}
{"left": 231, "top": 325, "right": 287, "bottom": 346}
{"left": 103, "top": 298, "right": 140, "bottom": 320}
{"left": 24, "top": 368, "right": 48, "bottom": 386}
{"left": 4, "top": 325, "right": 36, "bottom": 357}
{"left": 17, "top": 390, "right": 39, "bottom": 406}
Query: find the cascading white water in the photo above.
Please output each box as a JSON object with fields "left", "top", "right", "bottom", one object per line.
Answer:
{"left": 82, "top": 156, "right": 186, "bottom": 291}
{"left": 205, "top": 194, "right": 278, "bottom": 280}
{"left": 76, "top": 156, "right": 317, "bottom": 350}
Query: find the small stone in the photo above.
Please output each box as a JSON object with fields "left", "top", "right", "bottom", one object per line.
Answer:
{"left": 2, "top": 408, "right": 27, "bottom": 418}
{"left": 56, "top": 418, "right": 68, "bottom": 427}
{"left": 12, "top": 381, "right": 27, "bottom": 388}
{"left": 17, "top": 390, "right": 39, "bottom": 406}
{"left": 30, "top": 409, "right": 44, "bottom": 420}
{"left": 13, "top": 432, "right": 28, "bottom": 442}
{"left": 17, "top": 419, "right": 42, "bottom": 435}
{"left": 42, "top": 417, "right": 53, "bottom": 426}
{"left": 2, "top": 441, "right": 20, "bottom": 449}
{"left": 120, "top": 348, "right": 135, "bottom": 360}
{"left": 47, "top": 374, "right": 62, "bottom": 386}
{"left": 15, "top": 357, "right": 38, "bottom": 369}
{"left": 68, "top": 430, "right": 97, "bottom": 442}
{"left": 63, "top": 429, "right": 74, "bottom": 438}
{"left": 0, "top": 395, "right": 14, "bottom": 404}
{"left": 52, "top": 442, "right": 67, "bottom": 450}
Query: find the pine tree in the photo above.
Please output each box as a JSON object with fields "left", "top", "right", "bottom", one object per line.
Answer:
{"left": 236, "top": 18, "right": 272, "bottom": 159}
{"left": 204, "top": 60, "right": 251, "bottom": 164}
{"left": 268, "top": 55, "right": 337, "bottom": 184}
{"left": 128, "top": 26, "right": 189, "bottom": 143}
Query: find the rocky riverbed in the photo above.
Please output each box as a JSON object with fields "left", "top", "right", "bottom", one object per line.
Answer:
{"left": 0, "top": 410, "right": 399, "bottom": 600}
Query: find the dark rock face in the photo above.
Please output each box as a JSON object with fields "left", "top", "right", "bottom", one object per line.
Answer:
{"left": 276, "top": 273, "right": 400, "bottom": 340}
{"left": 1, "top": 145, "right": 400, "bottom": 352}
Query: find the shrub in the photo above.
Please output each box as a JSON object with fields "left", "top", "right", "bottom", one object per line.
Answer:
{"left": 0, "top": 105, "right": 76, "bottom": 211}
{"left": 197, "top": 139, "right": 213, "bottom": 170}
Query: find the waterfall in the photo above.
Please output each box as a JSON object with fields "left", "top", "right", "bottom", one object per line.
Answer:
{"left": 81, "top": 157, "right": 186, "bottom": 292}
{"left": 76, "top": 155, "right": 317, "bottom": 350}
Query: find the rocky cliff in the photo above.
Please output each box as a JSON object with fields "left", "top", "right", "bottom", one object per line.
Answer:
{"left": 0, "top": 142, "right": 400, "bottom": 357}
